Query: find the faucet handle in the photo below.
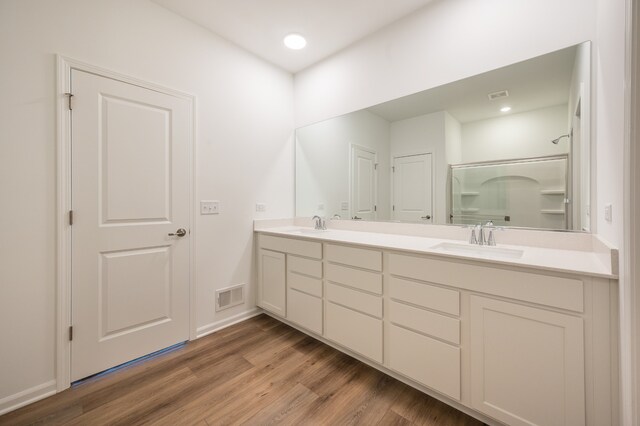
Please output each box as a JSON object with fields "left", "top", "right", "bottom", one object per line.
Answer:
{"left": 469, "top": 228, "right": 478, "bottom": 245}
{"left": 486, "top": 227, "right": 504, "bottom": 246}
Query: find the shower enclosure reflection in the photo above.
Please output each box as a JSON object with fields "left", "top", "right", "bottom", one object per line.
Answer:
{"left": 295, "top": 41, "right": 591, "bottom": 231}
{"left": 450, "top": 156, "right": 568, "bottom": 229}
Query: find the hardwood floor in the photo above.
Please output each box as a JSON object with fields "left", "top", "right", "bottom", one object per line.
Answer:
{"left": 0, "top": 315, "right": 485, "bottom": 426}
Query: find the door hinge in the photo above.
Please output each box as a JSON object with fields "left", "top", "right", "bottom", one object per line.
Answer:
{"left": 392, "top": 166, "right": 395, "bottom": 172}
{"left": 374, "top": 163, "right": 378, "bottom": 170}
{"left": 65, "top": 92, "right": 74, "bottom": 110}
{"left": 392, "top": 205, "right": 395, "bottom": 211}
{"left": 68, "top": 326, "right": 73, "bottom": 341}
{"left": 374, "top": 205, "right": 377, "bottom": 212}
{"left": 69, "top": 210, "right": 74, "bottom": 226}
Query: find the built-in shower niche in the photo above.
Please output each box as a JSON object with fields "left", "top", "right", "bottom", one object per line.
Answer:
{"left": 450, "top": 155, "right": 568, "bottom": 230}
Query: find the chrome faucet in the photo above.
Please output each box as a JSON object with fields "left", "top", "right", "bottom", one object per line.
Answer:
{"left": 312, "top": 215, "right": 326, "bottom": 230}
{"left": 466, "top": 221, "right": 502, "bottom": 246}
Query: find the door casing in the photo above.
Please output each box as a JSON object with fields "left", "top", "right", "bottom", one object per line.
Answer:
{"left": 56, "top": 56, "right": 197, "bottom": 392}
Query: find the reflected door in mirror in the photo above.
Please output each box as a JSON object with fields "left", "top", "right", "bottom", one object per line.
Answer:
{"left": 393, "top": 154, "right": 433, "bottom": 222}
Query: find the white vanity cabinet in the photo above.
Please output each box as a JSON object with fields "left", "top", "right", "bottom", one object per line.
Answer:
{"left": 387, "top": 275, "right": 462, "bottom": 400}
{"left": 255, "top": 231, "right": 617, "bottom": 426}
{"left": 469, "top": 295, "right": 585, "bottom": 426}
{"left": 257, "top": 234, "right": 322, "bottom": 320}
{"left": 257, "top": 249, "right": 286, "bottom": 317}
{"left": 287, "top": 255, "right": 323, "bottom": 334}
{"left": 324, "top": 244, "right": 384, "bottom": 363}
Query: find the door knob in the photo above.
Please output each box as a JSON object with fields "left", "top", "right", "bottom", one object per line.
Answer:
{"left": 168, "top": 228, "right": 187, "bottom": 237}
{"left": 421, "top": 215, "right": 431, "bottom": 220}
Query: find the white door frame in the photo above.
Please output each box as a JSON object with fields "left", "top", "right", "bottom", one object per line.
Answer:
{"left": 624, "top": 0, "right": 639, "bottom": 423}
{"left": 55, "top": 56, "right": 197, "bottom": 392}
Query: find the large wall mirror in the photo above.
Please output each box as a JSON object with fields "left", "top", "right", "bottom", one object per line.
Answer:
{"left": 296, "top": 42, "right": 591, "bottom": 232}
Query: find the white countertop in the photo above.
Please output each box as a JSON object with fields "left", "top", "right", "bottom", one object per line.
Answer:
{"left": 255, "top": 225, "right": 617, "bottom": 279}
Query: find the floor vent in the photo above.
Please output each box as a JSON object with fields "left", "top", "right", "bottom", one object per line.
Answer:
{"left": 487, "top": 90, "right": 509, "bottom": 100}
{"left": 216, "top": 284, "right": 244, "bottom": 311}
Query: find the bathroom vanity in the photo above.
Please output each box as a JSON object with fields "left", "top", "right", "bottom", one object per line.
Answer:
{"left": 254, "top": 219, "right": 618, "bottom": 426}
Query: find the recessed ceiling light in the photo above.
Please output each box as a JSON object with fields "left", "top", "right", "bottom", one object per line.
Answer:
{"left": 284, "top": 33, "right": 307, "bottom": 50}
{"left": 500, "top": 106, "right": 512, "bottom": 113}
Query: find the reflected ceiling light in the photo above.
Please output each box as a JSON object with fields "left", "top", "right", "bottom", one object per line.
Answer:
{"left": 500, "top": 106, "right": 512, "bottom": 112}
{"left": 284, "top": 33, "right": 307, "bottom": 50}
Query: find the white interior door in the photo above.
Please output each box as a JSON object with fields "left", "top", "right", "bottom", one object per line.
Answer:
{"left": 71, "top": 69, "right": 191, "bottom": 381}
{"left": 393, "top": 154, "right": 433, "bottom": 222}
{"left": 350, "top": 146, "right": 377, "bottom": 220}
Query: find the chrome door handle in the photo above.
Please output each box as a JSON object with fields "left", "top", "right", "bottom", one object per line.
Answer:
{"left": 421, "top": 215, "right": 431, "bottom": 220}
{"left": 168, "top": 228, "right": 187, "bottom": 237}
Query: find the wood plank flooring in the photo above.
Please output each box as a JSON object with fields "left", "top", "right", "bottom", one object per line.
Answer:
{"left": 0, "top": 314, "right": 485, "bottom": 426}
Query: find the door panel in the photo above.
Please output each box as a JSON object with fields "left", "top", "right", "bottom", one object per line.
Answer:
{"left": 71, "top": 70, "right": 191, "bottom": 381}
{"left": 393, "top": 154, "right": 432, "bottom": 222}
{"left": 101, "top": 95, "right": 172, "bottom": 223}
{"left": 469, "top": 296, "right": 585, "bottom": 426}
{"left": 351, "top": 146, "right": 377, "bottom": 220}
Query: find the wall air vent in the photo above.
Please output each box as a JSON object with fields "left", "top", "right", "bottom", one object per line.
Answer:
{"left": 216, "top": 284, "right": 244, "bottom": 311}
{"left": 487, "top": 90, "right": 509, "bottom": 101}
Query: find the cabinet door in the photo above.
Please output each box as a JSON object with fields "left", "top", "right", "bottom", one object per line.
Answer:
{"left": 257, "top": 249, "right": 286, "bottom": 317}
{"left": 470, "top": 296, "right": 585, "bottom": 426}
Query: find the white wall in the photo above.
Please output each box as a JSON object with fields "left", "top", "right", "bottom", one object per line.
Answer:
{"left": 294, "top": 0, "right": 596, "bottom": 128}
{"left": 568, "top": 42, "right": 592, "bottom": 231}
{"left": 593, "top": 0, "right": 631, "bottom": 423}
{"left": 294, "top": 0, "right": 628, "bottom": 421}
{"left": 460, "top": 105, "right": 569, "bottom": 163}
{"left": 390, "top": 111, "right": 447, "bottom": 223}
{"left": 444, "top": 112, "right": 462, "bottom": 165}
{"left": 0, "top": 0, "right": 293, "bottom": 410}
{"left": 296, "top": 110, "right": 390, "bottom": 219}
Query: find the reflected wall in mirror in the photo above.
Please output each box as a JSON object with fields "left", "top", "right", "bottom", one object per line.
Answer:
{"left": 295, "top": 41, "right": 591, "bottom": 231}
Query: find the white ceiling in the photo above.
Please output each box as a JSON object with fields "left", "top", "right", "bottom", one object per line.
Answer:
{"left": 151, "top": 0, "right": 434, "bottom": 73}
{"left": 367, "top": 45, "right": 578, "bottom": 124}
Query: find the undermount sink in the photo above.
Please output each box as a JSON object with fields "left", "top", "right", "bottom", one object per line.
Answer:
{"left": 430, "top": 242, "right": 524, "bottom": 259}
{"left": 285, "top": 228, "right": 329, "bottom": 235}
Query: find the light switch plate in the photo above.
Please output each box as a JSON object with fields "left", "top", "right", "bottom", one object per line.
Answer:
{"left": 341, "top": 201, "right": 349, "bottom": 211}
{"left": 256, "top": 203, "right": 266, "bottom": 212}
{"left": 604, "top": 203, "right": 612, "bottom": 222}
{"left": 201, "top": 200, "right": 220, "bottom": 215}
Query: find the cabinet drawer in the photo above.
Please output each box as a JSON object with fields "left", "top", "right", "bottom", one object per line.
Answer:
{"left": 325, "top": 263, "right": 382, "bottom": 295}
{"left": 388, "top": 324, "right": 460, "bottom": 400}
{"left": 326, "top": 282, "right": 382, "bottom": 318}
{"left": 389, "top": 301, "right": 460, "bottom": 345}
{"left": 259, "top": 234, "right": 322, "bottom": 259}
{"left": 325, "top": 302, "right": 383, "bottom": 363}
{"left": 287, "top": 288, "right": 322, "bottom": 335}
{"left": 389, "top": 276, "right": 459, "bottom": 316}
{"left": 288, "top": 255, "right": 322, "bottom": 278}
{"left": 325, "top": 244, "right": 382, "bottom": 271}
{"left": 388, "top": 253, "right": 584, "bottom": 312}
{"left": 288, "top": 272, "right": 322, "bottom": 298}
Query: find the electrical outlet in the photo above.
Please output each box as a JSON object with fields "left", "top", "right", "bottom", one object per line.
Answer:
{"left": 604, "top": 203, "right": 612, "bottom": 222}
{"left": 256, "top": 203, "right": 266, "bottom": 212}
{"left": 341, "top": 201, "right": 349, "bottom": 211}
{"left": 318, "top": 203, "right": 325, "bottom": 211}
{"left": 200, "top": 200, "right": 220, "bottom": 215}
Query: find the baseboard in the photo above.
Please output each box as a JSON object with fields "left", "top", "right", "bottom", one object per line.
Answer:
{"left": 196, "top": 308, "right": 262, "bottom": 339}
{"left": 0, "top": 380, "right": 57, "bottom": 416}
